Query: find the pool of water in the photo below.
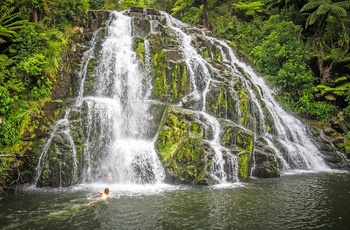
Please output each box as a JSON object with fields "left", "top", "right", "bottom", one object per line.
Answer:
{"left": 1, "top": 171, "right": 350, "bottom": 230}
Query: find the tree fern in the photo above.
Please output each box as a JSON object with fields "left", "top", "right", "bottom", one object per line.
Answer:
{"left": 300, "top": 1, "right": 324, "bottom": 12}
{"left": 316, "top": 78, "right": 350, "bottom": 100}
{"left": 301, "top": 0, "right": 350, "bottom": 28}
{"left": 0, "top": 6, "right": 27, "bottom": 44}
{"left": 327, "top": 5, "right": 347, "bottom": 16}
{"left": 172, "top": 0, "right": 195, "bottom": 15}
{"left": 335, "top": 1, "right": 350, "bottom": 9}
{"left": 232, "top": 1, "right": 265, "bottom": 16}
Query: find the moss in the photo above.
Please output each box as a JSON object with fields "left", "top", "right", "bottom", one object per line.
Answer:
{"left": 151, "top": 49, "right": 189, "bottom": 102}
{"left": 221, "top": 126, "right": 238, "bottom": 147}
{"left": 155, "top": 109, "right": 209, "bottom": 184}
{"left": 221, "top": 126, "right": 253, "bottom": 151}
{"left": 151, "top": 49, "right": 168, "bottom": 99}
{"left": 147, "top": 31, "right": 189, "bottom": 103}
{"left": 236, "top": 132, "right": 254, "bottom": 152}
{"left": 211, "top": 45, "right": 223, "bottom": 62}
{"left": 202, "top": 47, "right": 209, "bottom": 59}
{"left": 156, "top": 113, "right": 188, "bottom": 163}
{"left": 238, "top": 150, "right": 252, "bottom": 179}
{"left": 134, "top": 18, "right": 141, "bottom": 26}
{"left": 133, "top": 37, "right": 145, "bottom": 64}
{"left": 190, "top": 122, "right": 204, "bottom": 138}
{"left": 170, "top": 63, "right": 179, "bottom": 100}
{"left": 169, "top": 61, "right": 189, "bottom": 101}
{"left": 174, "top": 138, "right": 206, "bottom": 183}
{"left": 237, "top": 83, "right": 249, "bottom": 126}
{"left": 220, "top": 124, "right": 254, "bottom": 179}
{"left": 211, "top": 87, "right": 228, "bottom": 118}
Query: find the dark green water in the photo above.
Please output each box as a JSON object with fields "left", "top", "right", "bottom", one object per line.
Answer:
{"left": 1, "top": 172, "right": 350, "bottom": 230}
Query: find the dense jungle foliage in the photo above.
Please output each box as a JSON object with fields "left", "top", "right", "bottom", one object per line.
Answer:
{"left": 1, "top": 0, "right": 349, "bottom": 194}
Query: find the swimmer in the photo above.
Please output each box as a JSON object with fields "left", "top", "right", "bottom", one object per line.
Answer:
{"left": 98, "top": 187, "right": 110, "bottom": 200}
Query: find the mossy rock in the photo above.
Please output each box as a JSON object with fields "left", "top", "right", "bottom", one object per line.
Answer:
{"left": 83, "top": 57, "right": 97, "bottom": 96}
{"left": 155, "top": 106, "right": 213, "bottom": 184}
{"left": 220, "top": 120, "right": 254, "bottom": 179}
{"left": 38, "top": 131, "right": 79, "bottom": 187}
{"left": 252, "top": 139, "right": 280, "bottom": 178}
{"left": 133, "top": 18, "right": 151, "bottom": 38}
{"left": 220, "top": 121, "right": 254, "bottom": 152}
{"left": 252, "top": 161, "right": 280, "bottom": 178}
{"left": 205, "top": 83, "right": 237, "bottom": 121}
{"left": 191, "top": 33, "right": 222, "bottom": 62}
{"left": 133, "top": 37, "right": 145, "bottom": 64}
{"left": 171, "top": 137, "right": 208, "bottom": 184}
{"left": 150, "top": 49, "right": 190, "bottom": 103}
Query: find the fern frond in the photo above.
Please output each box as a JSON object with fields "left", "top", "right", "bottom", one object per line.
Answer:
{"left": 0, "top": 26, "right": 16, "bottom": 38}
{"left": 316, "top": 5, "right": 330, "bottom": 15}
{"left": 325, "top": 95, "right": 336, "bottom": 100}
{"left": 300, "top": 2, "right": 323, "bottom": 12}
{"left": 0, "top": 7, "right": 15, "bottom": 23}
{"left": 172, "top": 0, "right": 195, "bottom": 15}
{"left": 328, "top": 6, "right": 348, "bottom": 17}
{"left": 306, "top": 11, "right": 318, "bottom": 27}
{"left": 335, "top": 1, "right": 350, "bottom": 10}
{"left": 334, "top": 76, "right": 348, "bottom": 83}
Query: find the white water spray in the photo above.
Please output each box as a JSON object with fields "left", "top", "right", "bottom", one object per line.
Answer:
{"left": 79, "top": 12, "right": 165, "bottom": 184}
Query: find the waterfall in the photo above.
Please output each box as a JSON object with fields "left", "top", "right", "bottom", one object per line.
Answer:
{"left": 162, "top": 12, "right": 329, "bottom": 173}
{"left": 201, "top": 30, "right": 330, "bottom": 172}
{"left": 34, "top": 11, "right": 165, "bottom": 186}
{"left": 34, "top": 9, "right": 332, "bottom": 188}
{"left": 79, "top": 12, "right": 165, "bottom": 184}
{"left": 34, "top": 111, "right": 78, "bottom": 187}
{"left": 163, "top": 13, "right": 240, "bottom": 183}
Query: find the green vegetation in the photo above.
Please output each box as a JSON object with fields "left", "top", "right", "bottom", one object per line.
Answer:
{"left": 167, "top": 0, "right": 350, "bottom": 152}
{"left": 0, "top": 0, "right": 89, "bottom": 194}
{"left": 2, "top": 0, "right": 350, "bottom": 191}
{"left": 156, "top": 109, "right": 208, "bottom": 184}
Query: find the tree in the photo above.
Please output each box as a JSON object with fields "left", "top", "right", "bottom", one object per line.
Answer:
{"left": 172, "top": 0, "right": 217, "bottom": 30}
{"left": 301, "top": 0, "right": 350, "bottom": 33}
{"left": 251, "top": 15, "right": 315, "bottom": 103}
{"left": 232, "top": 1, "right": 265, "bottom": 17}
{"left": 301, "top": 0, "right": 350, "bottom": 84}
{"left": 120, "top": 0, "right": 148, "bottom": 9}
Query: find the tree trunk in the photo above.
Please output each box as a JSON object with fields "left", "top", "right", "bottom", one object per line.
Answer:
{"left": 32, "top": 9, "right": 38, "bottom": 23}
{"left": 202, "top": 1, "right": 212, "bottom": 30}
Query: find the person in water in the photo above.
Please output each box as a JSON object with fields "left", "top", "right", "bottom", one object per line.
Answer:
{"left": 98, "top": 187, "right": 110, "bottom": 200}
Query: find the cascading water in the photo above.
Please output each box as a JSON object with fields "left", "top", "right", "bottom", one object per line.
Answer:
{"left": 34, "top": 9, "right": 332, "bottom": 188}
{"left": 34, "top": 111, "right": 79, "bottom": 187}
{"left": 34, "top": 11, "right": 165, "bottom": 186}
{"left": 222, "top": 41, "right": 329, "bottom": 171}
{"left": 200, "top": 28, "right": 330, "bottom": 172}
{"left": 79, "top": 12, "right": 165, "bottom": 184}
{"left": 161, "top": 12, "right": 329, "bottom": 174}
{"left": 162, "top": 13, "right": 240, "bottom": 183}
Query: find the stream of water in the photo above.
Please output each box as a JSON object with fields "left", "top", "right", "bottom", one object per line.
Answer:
{"left": 1, "top": 172, "right": 350, "bottom": 230}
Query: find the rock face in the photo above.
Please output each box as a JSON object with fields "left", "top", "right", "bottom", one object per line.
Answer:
{"left": 155, "top": 105, "right": 254, "bottom": 185}
{"left": 33, "top": 8, "right": 349, "bottom": 187}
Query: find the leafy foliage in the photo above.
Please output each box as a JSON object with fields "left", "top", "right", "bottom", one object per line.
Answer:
{"left": 1, "top": 0, "right": 350, "bottom": 191}
{"left": 250, "top": 16, "right": 315, "bottom": 101}
{"left": 0, "top": 6, "right": 27, "bottom": 44}
{"left": 232, "top": 1, "right": 265, "bottom": 16}
{"left": 300, "top": 0, "right": 350, "bottom": 28}
{"left": 172, "top": 0, "right": 217, "bottom": 29}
